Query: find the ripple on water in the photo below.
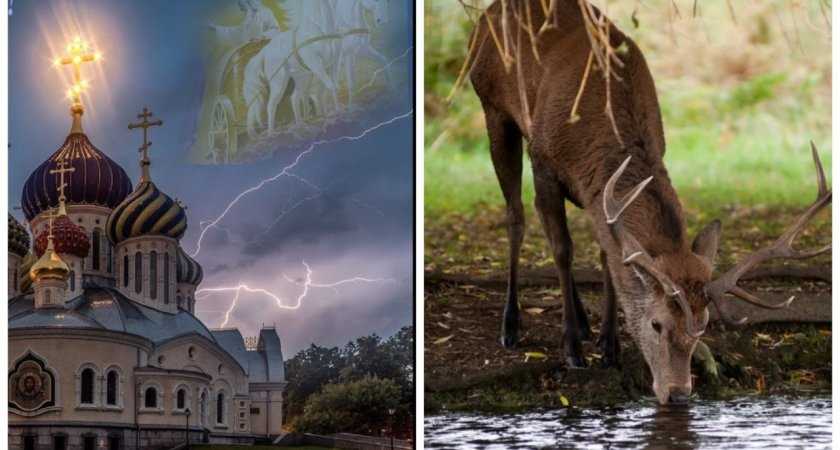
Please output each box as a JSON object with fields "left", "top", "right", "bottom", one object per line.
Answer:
{"left": 424, "top": 397, "right": 832, "bottom": 449}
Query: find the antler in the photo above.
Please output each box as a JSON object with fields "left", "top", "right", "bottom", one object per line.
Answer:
{"left": 705, "top": 143, "right": 831, "bottom": 325}
{"left": 604, "top": 156, "right": 707, "bottom": 338}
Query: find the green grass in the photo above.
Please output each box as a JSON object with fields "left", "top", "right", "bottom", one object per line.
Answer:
{"left": 424, "top": 0, "right": 832, "bottom": 219}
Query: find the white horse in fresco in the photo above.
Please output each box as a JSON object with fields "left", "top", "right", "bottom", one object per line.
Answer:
{"left": 334, "top": 0, "right": 392, "bottom": 109}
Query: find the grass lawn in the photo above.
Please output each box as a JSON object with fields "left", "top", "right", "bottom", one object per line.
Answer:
{"left": 424, "top": 0, "right": 831, "bottom": 220}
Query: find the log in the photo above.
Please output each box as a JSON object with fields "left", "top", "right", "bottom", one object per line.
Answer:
{"left": 426, "top": 265, "right": 830, "bottom": 290}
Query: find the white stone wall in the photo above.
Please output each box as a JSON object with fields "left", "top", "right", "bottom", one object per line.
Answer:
{"left": 33, "top": 277, "right": 67, "bottom": 309}
{"left": 115, "top": 236, "right": 179, "bottom": 313}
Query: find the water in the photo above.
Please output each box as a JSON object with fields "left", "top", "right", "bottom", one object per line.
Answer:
{"left": 425, "top": 397, "right": 832, "bottom": 449}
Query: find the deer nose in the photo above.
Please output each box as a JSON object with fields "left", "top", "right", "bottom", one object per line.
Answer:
{"left": 667, "top": 386, "right": 691, "bottom": 405}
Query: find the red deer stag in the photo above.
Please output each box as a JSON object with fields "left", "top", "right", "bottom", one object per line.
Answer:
{"left": 466, "top": 0, "right": 831, "bottom": 404}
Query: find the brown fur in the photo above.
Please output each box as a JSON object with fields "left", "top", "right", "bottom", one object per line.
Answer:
{"left": 468, "top": 0, "right": 717, "bottom": 404}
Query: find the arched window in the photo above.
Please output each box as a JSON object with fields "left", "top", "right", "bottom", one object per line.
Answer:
{"left": 200, "top": 391, "right": 208, "bottom": 425}
{"left": 123, "top": 255, "right": 129, "bottom": 287}
{"left": 163, "top": 253, "right": 170, "bottom": 304}
{"left": 106, "top": 242, "right": 113, "bottom": 273}
{"left": 134, "top": 252, "right": 142, "bottom": 294}
{"left": 80, "top": 368, "right": 95, "bottom": 404}
{"left": 69, "top": 271, "right": 75, "bottom": 291}
{"left": 149, "top": 251, "right": 158, "bottom": 299}
{"left": 44, "top": 289, "right": 51, "bottom": 305}
{"left": 177, "top": 295, "right": 183, "bottom": 309}
{"left": 144, "top": 387, "right": 157, "bottom": 408}
{"left": 92, "top": 230, "right": 101, "bottom": 271}
{"left": 106, "top": 370, "right": 118, "bottom": 406}
{"left": 216, "top": 392, "right": 225, "bottom": 424}
{"left": 177, "top": 389, "right": 186, "bottom": 410}
{"left": 13, "top": 267, "right": 17, "bottom": 291}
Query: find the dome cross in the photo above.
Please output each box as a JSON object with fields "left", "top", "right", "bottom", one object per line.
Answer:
{"left": 53, "top": 36, "right": 102, "bottom": 133}
{"left": 128, "top": 106, "right": 164, "bottom": 183}
{"left": 49, "top": 160, "right": 75, "bottom": 216}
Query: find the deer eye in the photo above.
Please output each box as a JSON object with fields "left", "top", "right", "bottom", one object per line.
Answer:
{"left": 651, "top": 320, "right": 662, "bottom": 334}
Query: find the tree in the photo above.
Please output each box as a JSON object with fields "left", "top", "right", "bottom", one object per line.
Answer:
{"left": 284, "top": 344, "right": 345, "bottom": 417}
{"left": 295, "top": 376, "right": 400, "bottom": 435}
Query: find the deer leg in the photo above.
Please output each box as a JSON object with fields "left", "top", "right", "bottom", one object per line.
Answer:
{"left": 484, "top": 106, "right": 524, "bottom": 349}
{"left": 533, "top": 171, "right": 588, "bottom": 368}
{"left": 597, "top": 250, "right": 620, "bottom": 368}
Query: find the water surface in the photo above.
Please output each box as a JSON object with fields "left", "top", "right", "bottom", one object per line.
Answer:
{"left": 425, "top": 397, "right": 831, "bottom": 449}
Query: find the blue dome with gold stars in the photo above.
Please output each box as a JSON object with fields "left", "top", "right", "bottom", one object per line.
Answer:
{"left": 105, "top": 181, "right": 187, "bottom": 244}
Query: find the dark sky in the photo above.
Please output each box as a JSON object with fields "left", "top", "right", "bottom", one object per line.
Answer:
{"left": 9, "top": 0, "right": 415, "bottom": 357}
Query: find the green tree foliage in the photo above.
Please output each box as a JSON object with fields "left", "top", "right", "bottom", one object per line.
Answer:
{"left": 284, "top": 326, "right": 414, "bottom": 433}
{"left": 295, "top": 376, "right": 401, "bottom": 435}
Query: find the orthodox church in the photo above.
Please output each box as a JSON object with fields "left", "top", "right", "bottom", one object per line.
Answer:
{"left": 8, "top": 60, "right": 286, "bottom": 449}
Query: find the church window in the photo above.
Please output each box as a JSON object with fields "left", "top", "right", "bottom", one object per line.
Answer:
{"left": 106, "top": 242, "right": 113, "bottom": 273}
{"left": 83, "top": 436, "right": 95, "bottom": 450}
{"left": 92, "top": 230, "right": 101, "bottom": 271}
{"left": 123, "top": 255, "right": 129, "bottom": 287}
{"left": 69, "top": 271, "right": 75, "bottom": 291}
{"left": 23, "top": 435, "right": 35, "bottom": 450}
{"left": 13, "top": 267, "right": 17, "bottom": 291}
{"left": 177, "top": 295, "right": 183, "bottom": 309}
{"left": 188, "top": 346, "right": 196, "bottom": 359}
{"left": 106, "top": 370, "right": 118, "bottom": 406}
{"left": 149, "top": 251, "right": 158, "bottom": 299}
{"left": 108, "top": 437, "right": 120, "bottom": 450}
{"left": 53, "top": 435, "right": 67, "bottom": 450}
{"left": 144, "top": 387, "right": 157, "bottom": 408}
{"left": 164, "top": 253, "right": 170, "bottom": 304}
{"left": 134, "top": 252, "right": 142, "bottom": 294}
{"left": 177, "top": 388, "right": 186, "bottom": 410}
{"left": 200, "top": 391, "right": 208, "bottom": 425}
{"left": 44, "top": 289, "right": 51, "bottom": 305}
{"left": 80, "top": 368, "right": 95, "bottom": 404}
{"left": 216, "top": 392, "right": 225, "bottom": 424}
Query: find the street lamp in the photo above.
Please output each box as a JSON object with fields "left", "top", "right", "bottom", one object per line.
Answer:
{"left": 185, "top": 408, "right": 191, "bottom": 449}
{"left": 387, "top": 408, "right": 396, "bottom": 450}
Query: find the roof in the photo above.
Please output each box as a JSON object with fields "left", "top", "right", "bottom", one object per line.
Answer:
{"left": 10, "top": 287, "right": 215, "bottom": 344}
{"left": 211, "top": 328, "right": 286, "bottom": 383}
{"left": 9, "top": 288, "right": 285, "bottom": 384}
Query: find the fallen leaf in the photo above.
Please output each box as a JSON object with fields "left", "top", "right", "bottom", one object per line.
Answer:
{"left": 524, "top": 351, "right": 548, "bottom": 362}
{"left": 559, "top": 394, "right": 570, "bottom": 407}
{"left": 525, "top": 307, "right": 546, "bottom": 315}
{"left": 433, "top": 335, "right": 454, "bottom": 345}
{"left": 437, "top": 322, "right": 450, "bottom": 329}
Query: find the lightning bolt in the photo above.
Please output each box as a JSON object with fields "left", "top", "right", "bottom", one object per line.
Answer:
{"left": 196, "top": 262, "right": 397, "bottom": 328}
{"left": 189, "top": 109, "right": 414, "bottom": 258}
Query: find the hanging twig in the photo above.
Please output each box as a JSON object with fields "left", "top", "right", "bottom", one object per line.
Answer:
{"left": 568, "top": 50, "right": 594, "bottom": 124}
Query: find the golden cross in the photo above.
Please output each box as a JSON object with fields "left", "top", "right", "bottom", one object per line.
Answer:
{"left": 128, "top": 107, "right": 164, "bottom": 183}
{"left": 49, "top": 160, "right": 76, "bottom": 215}
{"left": 54, "top": 36, "right": 101, "bottom": 108}
{"left": 43, "top": 208, "right": 59, "bottom": 250}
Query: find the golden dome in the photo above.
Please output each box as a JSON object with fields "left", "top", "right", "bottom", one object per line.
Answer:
{"left": 29, "top": 241, "right": 70, "bottom": 282}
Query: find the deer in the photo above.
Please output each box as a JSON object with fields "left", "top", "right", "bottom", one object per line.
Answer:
{"left": 465, "top": 0, "right": 831, "bottom": 405}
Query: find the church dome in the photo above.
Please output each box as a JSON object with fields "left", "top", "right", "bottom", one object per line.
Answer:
{"left": 21, "top": 132, "right": 133, "bottom": 221}
{"left": 9, "top": 214, "right": 30, "bottom": 257}
{"left": 106, "top": 181, "right": 187, "bottom": 245}
{"left": 34, "top": 215, "right": 90, "bottom": 258}
{"left": 176, "top": 248, "right": 203, "bottom": 285}
{"left": 29, "top": 244, "right": 70, "bottom": 281}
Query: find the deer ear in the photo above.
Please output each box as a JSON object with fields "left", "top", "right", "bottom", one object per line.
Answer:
{"left": 692, "top": 220, "right": 722, "bottom": 267}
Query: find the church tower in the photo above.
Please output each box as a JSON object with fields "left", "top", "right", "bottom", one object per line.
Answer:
{"left": 106, "top": 107, "right": 185, "bottom": 313}
{"left": 21, "top": 37, "right": 131, "bottom": 286}
{"left": 29, "top": 215, "right": 71, "bottom": 309}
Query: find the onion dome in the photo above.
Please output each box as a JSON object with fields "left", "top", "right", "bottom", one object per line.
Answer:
{"left": 18, "top": 252, "right": 36, "bottom": 293}
{"left": 9, "top": 214, "right": 30, "bottom": 257}
{"left": 106, "top": 181, "right": 187, "bottom": 245}
{"left": 176, "top": 247, "right": 203, "bottom": 285}
{"left": 33, "top": 215, "right": 90, "bottom": 258}
{"left": 29, "top": 240, "right": 70, "bottom": 282}
{"left": 21, "top": 133, "right": 133, "bottom": 221}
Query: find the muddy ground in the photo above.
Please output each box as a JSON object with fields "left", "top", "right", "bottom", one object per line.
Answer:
{"left": 424, "top": 204, "right": 831, "bottom": 413}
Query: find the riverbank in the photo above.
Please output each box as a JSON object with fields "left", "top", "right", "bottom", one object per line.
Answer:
{"left": 424, "top": 206, "right": 831, "bottom": 414}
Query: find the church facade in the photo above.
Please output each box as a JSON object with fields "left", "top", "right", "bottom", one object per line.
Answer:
{"left": 8, "top": 94, "right": 286, "bottom": 448}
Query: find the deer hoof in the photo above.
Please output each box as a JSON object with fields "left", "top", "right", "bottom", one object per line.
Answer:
{"left": 565, "top": 355, "right": 587, "bottom": 369}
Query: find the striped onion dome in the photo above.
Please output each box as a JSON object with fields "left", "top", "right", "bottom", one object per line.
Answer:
{"left": 106, "top": 181, "right": 187, "bottom": 245}
{"left": 9, "top": 214, "right": 30, "bottom": 257}
{"left": 21, "top": 133, "right": 133, "bottom": 221}
{"left": 18, "top": 252, "right": 36, "bottom": 293}
{"left": 176, "top": 247, "right": 203, "bottom": 285}
{"left": 34, "top": 214, "right": 90, "bottom": 258}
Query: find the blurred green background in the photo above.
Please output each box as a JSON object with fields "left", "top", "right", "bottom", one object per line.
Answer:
{"left": 424, "top": 0, "right": 832, "bottom": 219}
